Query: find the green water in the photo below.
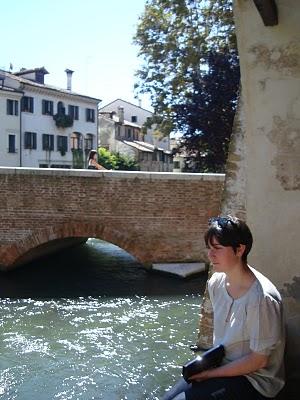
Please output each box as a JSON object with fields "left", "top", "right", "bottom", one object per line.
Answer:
{"left": 0, "top": 239, "right": 207, "bottom": 400}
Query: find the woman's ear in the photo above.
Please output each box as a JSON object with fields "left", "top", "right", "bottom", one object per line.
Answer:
{"left": 236, "top": 244, "right": 246, "bottom": 258}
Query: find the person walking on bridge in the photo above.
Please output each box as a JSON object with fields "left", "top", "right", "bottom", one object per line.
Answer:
{"left": 87, "top": 150, "right": 106, "bottom": 170}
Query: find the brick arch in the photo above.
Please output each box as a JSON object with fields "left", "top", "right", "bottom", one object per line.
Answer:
{"left": 0, "top": 168, "right": 224, "bottom": 272}
{"left": 2, "top": 222, "right": 146, "bottom": 270}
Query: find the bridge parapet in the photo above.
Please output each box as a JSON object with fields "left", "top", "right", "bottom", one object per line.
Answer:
{"left": 0, "top": 168, "right": 224, "bottom": 270}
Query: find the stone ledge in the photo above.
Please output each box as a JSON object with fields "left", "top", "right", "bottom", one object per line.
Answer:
{"left": 152, "top": 262, "right": 207, "bottom": 278}
{"left": 0, "top": 167, "right": 225, "bottom": 181}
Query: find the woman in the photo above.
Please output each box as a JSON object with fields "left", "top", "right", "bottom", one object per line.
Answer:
{"left": 162, "top": 216, "right": 285, "bottom": 400}
{"left": 87, "top": 149, "right": 106, "bottom": 170}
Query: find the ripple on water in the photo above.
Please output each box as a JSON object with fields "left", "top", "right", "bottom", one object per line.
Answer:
{"left": 0, "top": 295, "right": 202, "bottom": 399}
{"left": 0, "top": 239, "right": 207, "bottom": 399}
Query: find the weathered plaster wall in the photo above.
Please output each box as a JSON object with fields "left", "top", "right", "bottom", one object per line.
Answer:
{"left": 233, "top": 0, "right": 300, "bottom": 397}
{"left": 197, "top": 90, "right": 248, "bottom": 350}
{"left": 221, "top": 90, "right": 247, "bottom": 220}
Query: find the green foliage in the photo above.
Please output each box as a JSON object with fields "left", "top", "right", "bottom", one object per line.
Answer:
{"left": 98, "top": 148, "right": 139, "bottom": 171}
{"left": 134, "top": 0, "right": 239, "bottom": 172}
{"left": 72, "top": 149, "right": 84, "bottom": 169}
{"left": 53, "top": 113, "right": 74, "bottom": 128}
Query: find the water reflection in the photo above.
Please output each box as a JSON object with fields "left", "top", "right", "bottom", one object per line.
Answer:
{"left": 0, "top": 239, "right": 208, "bottom": 399}
{"left": 0, "top": 239, "right": 207, "bottom": 299}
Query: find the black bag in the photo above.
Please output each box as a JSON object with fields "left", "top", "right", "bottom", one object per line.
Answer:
{"left": 182, "top": 344, "right": 225, "bottom": 382}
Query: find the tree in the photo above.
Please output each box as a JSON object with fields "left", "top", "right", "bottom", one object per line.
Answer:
{"left": 175, "top": 50, "right": 240, "bottom": 172}
{"left": 98, "top": 148, "right": 139, "bottom": 171}
{"left": 134, "top": 0, "right": 239, "bottom": 172}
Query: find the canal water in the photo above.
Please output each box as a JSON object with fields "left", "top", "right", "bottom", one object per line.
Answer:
{"left": 0, "top": 239, "right": 208, "bottom": 400}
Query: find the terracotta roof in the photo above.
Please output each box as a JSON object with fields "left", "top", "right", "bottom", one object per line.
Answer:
{"left": 100, "top": 98, "right": 153, "bottom": 114}
{"left": 99, "top": 112, "right": 141, "bottom": 128}
{"left": 133, "top": 140, "right": 170, "bottom": 153}
{"left": 14, "top": 67, "right": 49, "bottom": 76}
{"left": 2, "top": 70, "right": 101, "bottom": 103}
{"left": 123, "top": 140, "right": 172, "bottom": 154}
{"left": 123, "top": 140, "right": 153, "bottom": 152}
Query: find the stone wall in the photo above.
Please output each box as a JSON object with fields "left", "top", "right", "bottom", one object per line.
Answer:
{"left": 0, "top": 168, "right": 224, "bottom": 270}
{"left": 233, "top": 1, "right": 300, "bottom": 397}
{"left": 197, "top": 3, "right": 300, "bottom": 396}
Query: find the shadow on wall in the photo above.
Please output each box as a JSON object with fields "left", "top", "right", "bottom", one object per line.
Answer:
{"left": 0, "top": 239, "right": 208, "bottom": 299}
{"left": 278, "top": 277, "right": 300, "bottom": 400}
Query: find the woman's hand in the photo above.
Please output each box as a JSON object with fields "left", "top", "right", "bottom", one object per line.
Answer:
{"left": 189, "top": 369, "right": 212, "bottom": 382}
{"left": 189, "top": 351, "right": 268, "bottom": 382}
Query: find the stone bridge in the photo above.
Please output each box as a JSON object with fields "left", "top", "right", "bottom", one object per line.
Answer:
{"left": 0, "top": 168, "right": 224, "bottom": 271}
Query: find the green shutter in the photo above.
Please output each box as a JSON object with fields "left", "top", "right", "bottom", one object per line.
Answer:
{"left": 33, "top": 132, "right": 37, "bottom": 149}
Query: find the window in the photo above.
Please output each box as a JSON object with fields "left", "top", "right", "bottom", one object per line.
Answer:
{"left": 50, "top": 164, "right": 71, "bottom": 169}
{"left": 42, "top": 134, "right": 54, "bottom": 150}
{"left": 86, "top": 108, "right": 95, "bottom": 122}
{"left": 117, "top": 126, "right": 121, "bottom": 138}
{"left": 24, "top": 132, "right": 37, "bottom": 149}
{"left": 42, "top": 100, "right": 54, "bottom": 115}
{"left": 127, "top": 128, "right": 132, "bottom": 139}
{"left": 8, "top": 135, "right": 16, "bottom": 153}
{"left": 70, "top": 132, "right": 82, "bottom": 150}
{"left": 7, "top": 99, "right": 18, "bottom": 116}
{"left": 57, "top": 101, "right": 65, "bottom": 115}
{"left": 68, "top": 105, "right": 79, "bottom": 120}
{"left": 84, "top": 134, "right": 93, "bottom": 151}
{"left": 21, "top": 96, "right": 34, "bottom": 113}
{"left": 174, "top": 161, "right": 180, "bottom": 169}
{"left": 133, "top": 129, "right": 139, "bottom": 140}
{"left": 39, "top": 164, "right": 48, "bottom": 168}
{"left": 57, "top": 136, "right": 68, "bottom": 152}
{"left": 131, "top": 116, "right": 137, "bottom": 123}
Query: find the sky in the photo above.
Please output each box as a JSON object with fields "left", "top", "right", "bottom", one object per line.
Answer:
{"left": 1, "top": 0, "right": 152, "bottom": 110}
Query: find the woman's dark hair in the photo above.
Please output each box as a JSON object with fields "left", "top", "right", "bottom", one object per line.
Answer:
{"left": 88, "top": 149, "right": 98, "bottom": 161}
{"left": 204, "top": 215, "right": 253, "bottom": 263}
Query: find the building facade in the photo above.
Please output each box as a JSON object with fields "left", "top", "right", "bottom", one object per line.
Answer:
{"left": 0, "top": 67, "right": 100, "bottom": 169}
{"left": 99, "top": 99, "right": 173, "bottom": 172}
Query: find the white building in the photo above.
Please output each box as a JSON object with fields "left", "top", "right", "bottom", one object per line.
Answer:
{"left": 170, "top": 138, "right": 186, "bottom": 173}
{"left": 99, "top": 99, "right": 173, "bottom": 171}
{"left": 0, "top": 67, "right": 100, "bottom": 169}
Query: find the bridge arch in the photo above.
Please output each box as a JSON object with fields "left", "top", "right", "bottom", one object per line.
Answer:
{"left": 3, "top": 222, "right": 146, "bottom": 270}
{"left": 0, "top": 168, "right": 224, "bottom": 271}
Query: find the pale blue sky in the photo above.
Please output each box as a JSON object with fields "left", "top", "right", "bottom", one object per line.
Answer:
{"left": 1, "top": 0, "right": 152, "bottom": 109}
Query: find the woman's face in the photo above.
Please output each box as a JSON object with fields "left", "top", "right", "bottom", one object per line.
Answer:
{"left": 207, "top": 236, "right": 240, "bottom": 272}
{"left": 93, "top": 153, "right": 97, "bottom": 160}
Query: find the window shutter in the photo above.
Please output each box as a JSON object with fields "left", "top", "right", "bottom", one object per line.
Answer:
{"left": 6, "top": 100, "right": 10, "bottom": 115}
{"left": 15, "top": 101, "right": 18, "bottom": 116}
{"left": 21, "top": 97, "right": 25, "bottom": 112}
{"left": 75, "top": 106, "right": 79, "bottom": 120}
{"left": 8, "top": 135, "right": 15, "bottom": 152}
{"left": 50, "top": 102, "right": 53, "bottom": 115}
{"left": 30, "top": 97, "right": 34, "bottom": 113}
{"left": 63, "top": 136, "right": 68, "bottom": 151}
{"left": 50, "top": 135, "right": 54, "bottom": 151}
{"left": 24, "top": 132, "right": 29, "bottom": 149}
{"left": 42, "top": 100, "right": 46, "bottom": 114}
{"left": 33, "top": 132, "right": 37, "bottom": 149}
{"left": 86, "top": 108, "right": 89, "bottom": 121}
{"left": 42, "top": 134, "right": 47, "bottom": 149}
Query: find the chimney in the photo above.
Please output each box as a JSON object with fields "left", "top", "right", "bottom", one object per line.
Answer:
{"left": 138, "top": 98, "right": 142, "bottom": 108}
{"left": 65, "top": 69, "right": 74, "bottom": 91}
{"left": 117, "top": 106, "right": 124, "bottom": 124}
